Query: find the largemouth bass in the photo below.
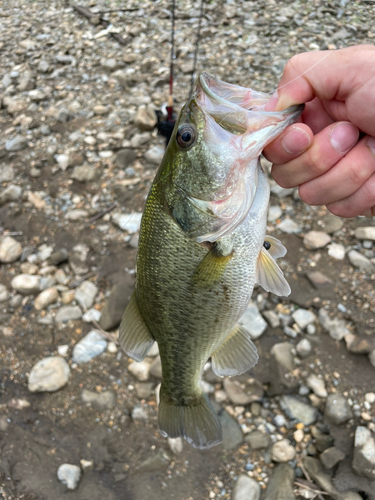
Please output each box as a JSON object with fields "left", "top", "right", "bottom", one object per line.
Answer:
{"left": 120, "top": 73, "right": 303, "bottom": 449}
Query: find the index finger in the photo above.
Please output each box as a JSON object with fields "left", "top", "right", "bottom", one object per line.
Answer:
{"left": 275, "top": 45, "right": 375, "bottom": 111}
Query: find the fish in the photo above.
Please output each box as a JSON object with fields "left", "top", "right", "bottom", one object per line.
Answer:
{"left": 119, "top": 73, "right": 304, "bottom": 449}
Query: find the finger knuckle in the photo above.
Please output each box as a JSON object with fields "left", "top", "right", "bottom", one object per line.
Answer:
{"left": 272, "top": 170, "right": 294, "bottom": 189}
{"left": 284, "top": 54, "right": 303, "bottom": 77}
{"left": 299, "top": 183, "right": 319, "bottom": 206}
{"left": 346, "top": 157, "right": 371, "bottom": 186}
{"left": 305, "top": 148, "right": 331, "bottom": 176}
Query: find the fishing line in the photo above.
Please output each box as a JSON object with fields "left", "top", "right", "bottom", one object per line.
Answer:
{"left": 276, "top": 51, "right": 332, "bottom": 91}
{"left": 168, "top": 0, "right": 176, "bottom": 118}
{"left": 189, "top": 0, "right": 205, "bottom": 99}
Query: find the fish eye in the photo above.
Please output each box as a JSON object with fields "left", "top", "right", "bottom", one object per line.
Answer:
{"left": 263, "top": 241, "right": 271, "bottom": 250}
{"left": 176, "top": 124, "right": 196, "bottom": 149}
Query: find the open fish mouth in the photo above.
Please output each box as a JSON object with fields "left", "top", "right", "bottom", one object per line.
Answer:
{"left": 196, "top": 72, "right": 304, "bottom": 138}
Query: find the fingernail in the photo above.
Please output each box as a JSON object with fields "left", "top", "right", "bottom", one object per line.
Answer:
{"left": 330, "top": 122, "right": 359, "bottom": 154}
{"left": 367, "top": 136, "right": 375, "bottom": 155}
{"left": 282, "top": 126, "right": 311, "bottom": 154}
{"left": 265, "top": 90, "right": 279, "bottom": 111}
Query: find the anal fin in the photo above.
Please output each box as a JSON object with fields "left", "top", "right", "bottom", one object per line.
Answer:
{"left": 119, "top": 293, "right": 154, "bottom": 362}
{"left": 211, "top": 324, "right": 259, "bottom": 377}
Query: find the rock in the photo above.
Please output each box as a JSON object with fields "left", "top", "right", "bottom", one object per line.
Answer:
{"left": 219, "top": 408, "right": 243, "bottom": 450}
{"left": 136, "top": 450, "right": 170, "bottom": 473}
{"left": 296, "top": 338, "right": 313, "bottom": 358}
{"left": 232, "top": 474, "right": 260, "bottom": 500}
{"left": 149, "top": 356, "right": 162, "bottom": 378}
{"left": 81, "top": 389, "right": 116, "bottom": 409}
{"left": 115, "top": 148, "right": 137, "bottom": 168}
{"left": 271, "top": 439, "right": 296, "bottom": 462}
{"left": 328, "top": 243, "right": 345, "bottom": 260}
{"left": 99, "top": 275, "right": 133, "bottom": 331}
{"left": 11, "top": 274, "right": 40, "bottom": 295}
{"left": 345, "top": 334, "right": 375, "bottom": 354}
{"left": 353, "top": 426, "right": 375, "bottom": 480}
{"left": 264, "top": 463, "right": 295, "bottom": 500}
{"left": 263, "top": 310, "right": 280, "bottom": 328}
{"left": 57, "top": 464, "right": 81, "bottom": 490}
{"left": 271, "top": 185, "right": 294, "bottom": 198}
{"left": 292, "top": 309, "right": 316, "bottom": 329}
{"left": 355, "top": 227, "right": 375, "bottom": 241}
{"left": 304, "top": 231, "right": 331, "bottom": 249}
{"left": 47, "top": 248, "right": 69, "bottom": 266}
{"left": 320, "top": 212, "right": 344, "bottom": 234}
{"left": 168, "top": 437, "right": 183, "bottom": 455}
{"left": 0, "top": 236, "right": 22, "bottom": 263}
{"left": 269, "top": 343, "right": 298, "bottom": 394}
{"left": 307, "top": 374, "right": 328, "bottom": 398}
{"left": 239, "top": 301, "right": 267, "bottom": 338}
{"left": 320, "top": 446, "right": 345, "bottom": 469}
{"left": 82, "top": 308, "right": 102, "bottom": 323}
{"left": 319, "top": 309, "right": 350, "bottom": 340}
{"left": 143, "top": 146, "right": 164, "bottom": 165}
{"left": 5, "top": 136, "right": 28, "bottom": 151}
{"left": 135, "top": 382, "right": 154, "bottom": 399}
{"left": 93, "top": 104, "right": 108, "bottom": 115}
{"left": 112, "top": 212, "right": 143, "bottom": 233}
{"left": 131, "top": 405, "right": 148, "bottom": 422}
{"left": 75, "top": 280, "right": 98, "bottom": 309}
{"left": 307, "top": 271, "right": 332, "bottom": 289}
{"left": 333, "top": 465, "right": 372, "bottom": 500}
{"left": 65, "top": 209, "right": 88, "bottom": 221}
{"left": 71, "top": 165, "right": 98, "bottom": 182}
{"left": 72, "top": 331, "right": 107, "bottom": 364}
{"left": 128, "top": 359, "right": 152, "bottom": 381}
{"left": 34, "top": 287, "right": 59, "bottom": 310}
{"left": 348, "top": 250, "right": 374, "bottom": 272}
{"left": 268, "top": 205, "right": 282, "bottom": 223}
{"left": 0, "top": 185, "right": 22, "bottom": 206}
{"left": 280, "top": 395, "right": 319, "bottom": 425}
{"left": 80, "top": 459, "right": 94, "bottom": 472}
{"left": 0, "top": 415, "right": 9, "bottom": 432}
{"left": 0, "top": 284, "right": 9, "bottom": 303}
{"left": 107, "top": 341, "right": 117, "bottom": 353}
{"left": 0, "top": 165, "right": 15, "bottom": 183}
{"left": 224, "top": 378, "right": 263, "bottom": 405}
{"left": 303, "top": 456, "right": 352, "bottom": 500}
{"left": 37, "top": 59, "right": 50, "bottom": 73}
{"left": 134, "top": 104, "right": 157, "bottom": 130}
{"left": 245, "top": 430, "right": 271, "bottom": 450}
{"left": 369, "top": 349, "right": 375, "bottom": 367}
{"left": 28, "top": 356, "right": 70, "bottom": 392}
{"left": 55, "top": 305, "right": 82, "bottom": 323}
{"left": 277, "top": 218, "right": 300, "bottom": 234}
{"left": 324, "top": 393, "right": 353, "bottom": 425}
{"left": 130, "top": 132, "right": 151, "bottom": 148}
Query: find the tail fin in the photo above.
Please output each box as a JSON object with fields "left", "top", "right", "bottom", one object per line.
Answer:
{"left": 158, "top": 387, "right": 222, "bottom": 449}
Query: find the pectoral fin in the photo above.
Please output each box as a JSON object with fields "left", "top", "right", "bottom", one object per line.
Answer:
{"left": 211, "top": 324, "right": 259, "bottom": 377}
{"left": 264, "top": 235, "right": 287, "bottom": 258}
{"left": 119, "top": 293, "right": 154, "bottom": 362}
{"left": 192, "top": 246, "right": 232, "bottom": 288}
{"left": 256, "top": 247, "right": 291, "bottom": 296}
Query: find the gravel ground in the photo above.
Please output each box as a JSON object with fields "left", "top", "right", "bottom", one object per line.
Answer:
{"left": 1, "top": 1, "right": 375, "bottom": 499}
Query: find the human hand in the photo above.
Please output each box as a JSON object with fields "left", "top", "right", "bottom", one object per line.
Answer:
{"left": 263, "top": 44, "right": 375, "bottom": 217}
